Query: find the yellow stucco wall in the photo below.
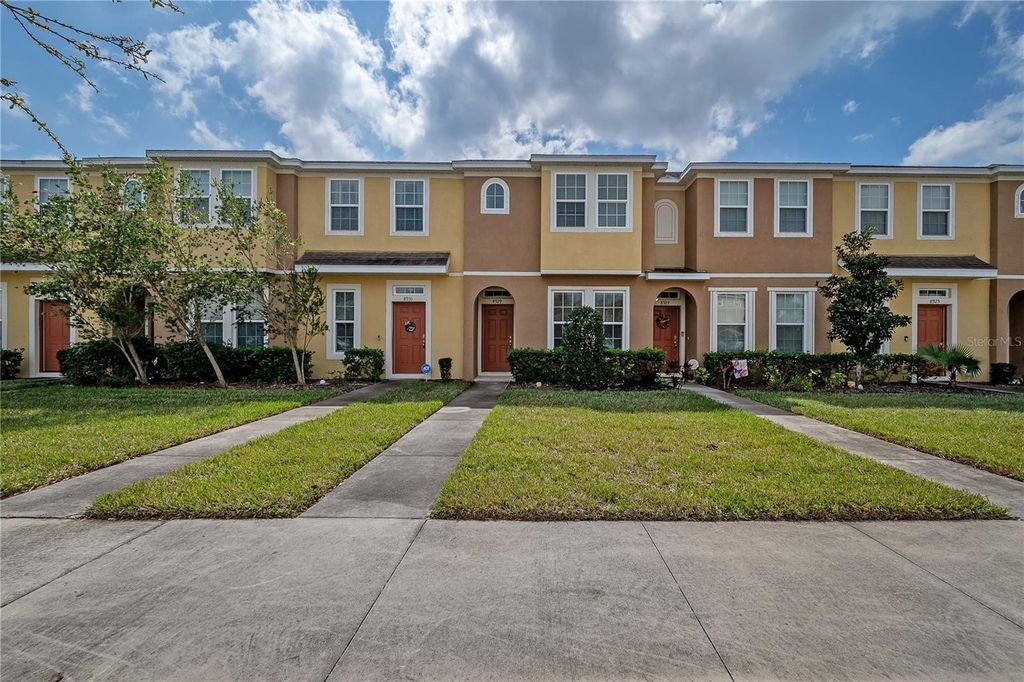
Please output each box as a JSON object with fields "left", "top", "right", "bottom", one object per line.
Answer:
{"left": 538, "top": 169, "right": 643, "bottom": 272}
{"left": 1, "top": 272, "right": 34, "bottom": 376}
{"left": 312, "top": 274, "right": 464, "bottom": 380}
{"left": 295, "top": 175, "right": 465, "bottom": 272}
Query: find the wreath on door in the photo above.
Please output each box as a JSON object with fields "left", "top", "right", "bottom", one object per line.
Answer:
{"left": 655, "top": 313, "right": 672, "bottom": 329}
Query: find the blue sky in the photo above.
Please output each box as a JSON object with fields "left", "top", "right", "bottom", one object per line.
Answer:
{"left": 1, "top": 1, "right": 1021, "bottom": 167}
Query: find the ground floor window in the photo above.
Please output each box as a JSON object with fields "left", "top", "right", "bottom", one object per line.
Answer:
{"left": 710, "top": 289, "right": 755, "bottom": 352}
{"left": 327, "top": 285, "right": 360, "bottom": 358}
{"left": 549, "top": 287, "right": 629, "bottom": 349}
{"left": 198, "top": 298, "right": 266, "bottom": 348}
{"left": 200, "top": 301, "right": 225, "bottom": 346}
{"left": 234, "top": 297, "right": 266, "bottom": 349}
{"left": 770, "top": 289, "right": 815, "bottom": 353}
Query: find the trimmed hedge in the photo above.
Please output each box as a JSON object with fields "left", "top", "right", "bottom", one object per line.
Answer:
{"left": 990, "top": 363, "right": 1017, "bottom": 385}
{"left": 57, "top": 338, "right": 163, "bottom": 386}
{"left": 341, "top": 347, "right": 385, "bottom": 382}
{"left": 162, "top": 342, "right": 311, "bottom": 383}
{"left": 1, "top": 348, "right": 23, "bottom": 380}
{"left": 701, "top": 350, "right": 938, "bottom": 389}
{"left": 507, "top": 347, "right": 666, "bottom": 389}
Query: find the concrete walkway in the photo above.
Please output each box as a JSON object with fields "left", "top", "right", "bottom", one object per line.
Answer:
{"left": 302, "top": 381, "right": 506, "bottom": 519}
{"left": 684, "top": 384, "right": 1024, "bottom": 518}
{"left": 0, "top": 381, "right": 395, "bottom": 519}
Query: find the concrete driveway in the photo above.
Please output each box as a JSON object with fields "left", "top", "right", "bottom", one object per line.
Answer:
{"left": 2, "top": 517, "right": 1021, "bottom": 681}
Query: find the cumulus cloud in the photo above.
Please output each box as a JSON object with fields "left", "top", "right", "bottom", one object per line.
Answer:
{"left": 189, "top": 120, "right": 243, "bottom": 150}
{"left": 63, "top": 82, "right": 129, "bottom": 140}
{"left": 147, "top": 0, "right": 936, "bottom": 162}
{"left": 851, "top": 133, "right": 873, "bottom": 143}
{"left": 842, "top": 100, "right": 859, "bottom": 115}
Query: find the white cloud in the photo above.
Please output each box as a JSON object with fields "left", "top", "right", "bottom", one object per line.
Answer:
{"left": 189, "top": 120, "right": 243, "bottom": 150}
{"left": 842, "top": 100, "right": 859, "bottom": 115}
{"left": 147, "top": 0, "right": 936, "bottom": 162}
{"left": 851, "top": 133, "right": 873, "bottom": 143}
{"left": 62, "top": 82, "right": 130, "bottom": 140}
{"left": 803, "top": 109, "right": 816, "bottom": 123}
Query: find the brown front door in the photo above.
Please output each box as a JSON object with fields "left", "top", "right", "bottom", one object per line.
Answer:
{"left": 482, "top": 304, "right": 514, "bottom": 372}
{"left": 917, "top": 304, "right": 947, "bottom": 348}
{"left": 39, "top": 300, "right": 71, "bottom": 373}
{"left": 392, "top": 302, "right": 426, "bottom": 374}
{"left": 653, "top": 306, "right": 680, "bottom": 369}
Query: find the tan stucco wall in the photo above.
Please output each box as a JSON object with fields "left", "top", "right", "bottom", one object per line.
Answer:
{"left": 652, "top": 187, "right": 685, "bottom": 269}
{"left": 0, "top": 272, "right": 34, "bottom": 376}
{"left": 463, "top": 176, "right": 541, "bottom": 273}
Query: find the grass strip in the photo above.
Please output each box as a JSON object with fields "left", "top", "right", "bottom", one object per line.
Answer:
{"left": 740, "top": 390, "right": 1024, "bottom": 481}
{"left": 87, "top": 381, "right": 470, "bottom": 519}
{"left": 434, "top": 389, "right": 1007, "bottom": 521}
{"left": 1, "top": 385, "right": 339, "bottom": 497}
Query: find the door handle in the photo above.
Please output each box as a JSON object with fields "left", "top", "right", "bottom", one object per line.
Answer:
{"left": 422, "top": 338, "right": 426, "bottom": 349}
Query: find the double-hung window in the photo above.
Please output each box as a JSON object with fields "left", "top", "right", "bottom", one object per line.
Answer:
{"left": 597, "top": 174, "right": 628, "bottom": 228}
{"left": 180, "top": 170, "right": 211, "bottom": 223}
{"left": 549, "top": 288, "right": 629, "bottom": 349}
{"left": 328, "top": 286, "right": 360, "bottom": 357}
{"left": 858, "top": 183, "right": 891, "bottom": 237}
{"left": 393, "top": 180, "right": 426, "bottom": 233}
{"left": 37, "top": 177, "right": 69, "bottom": 208}
{"left": 716, "top": 180, "right": 751, "bottom": 235}
{"left": 220, "top": 170, "right": 253, "bottom": 222}
{"left": 776, "top": 180, "right": 811, "bottom": 236}
{"left": 919, "top": 184, "right": 953, "bottom": 238}
{"left": 711, "top": 290, "right": 754, "bottom": 352}
{"left": 770, "top": 290, "right": 814, "bottom": 353}
{"left": 200, "top": 300, "right": 225, "bottom": 346}
{"left": 234, "top": 297, "right": 265, "bottom": 349}
{"left": 121, "top": 177, "right": 144, "bottom": 209}
{"left": 329, "top": 179, "right": 361, "bottom": 232}
{"left": 555, "top": 174, "right": 586, "bottom": 228}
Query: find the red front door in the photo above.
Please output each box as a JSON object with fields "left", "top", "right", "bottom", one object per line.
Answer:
{"left": 392, "top": 302, "right": 426, "bottom": 375}
{"left": 917, "top": 305, "right": 947, "bottom": 348}
{"left": 653, "top": 306, "right": 680, "bottom": 369}
{"left": 481, "top": 304, "right": 514, "bottom": 372}
{"left": 39, "top": 300, "right": 71, "bottom": 373}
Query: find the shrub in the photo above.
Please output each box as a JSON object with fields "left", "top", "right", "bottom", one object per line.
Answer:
{"left": 342, "top": 347, "right": 385, "bottom": 382}
{"left": 561, "top": 306, "right": 606, "bottom": 390}
{"left": 57, "top": 338, "right": 162, "bottom": 386}
{"left": 825, "top": 372, "right": 847, "bottom": 390}
{"left": 1, "top": 348, "right": 23, "bottom": 380}
{"left": 508, "top": 348, "right": 564, "bottom": 384}
{"left": 693, "top": 367, "right": 711, "bottom": 385}
{"left": 231, "top": 346, "right": 312, "bottom": 383}
{"left": 605, "top": 348, "right": 666, "bottom": 388}
{"left": 990, "top": 363, "right": 1017, "bottom": 385}
{"left": 162, "top": 341, "right": 235, "bottom": 383}
{"left": 439, "top": 357, "right": 453, "bottom": 383}
{"left": 766, "top": 366, "right": 786, "bottom": 390}
{"left": 791, "top": 374, "right": 814, "bottom": 392}
{"left": 701, "top": 350, "right": 935, "bottom": 389}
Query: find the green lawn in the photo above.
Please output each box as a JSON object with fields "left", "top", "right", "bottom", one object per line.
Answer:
{"left": 433, "top": 389, "right": 1006, "bottom": 521}
{"left": 1, "top": 384, "right": 339, "bottom": 497}
{"left": 87, "top": 381, "right": 470, "bottom": 519}
{"left": 740, "top": 390, "right": 1024, "bottom": 481}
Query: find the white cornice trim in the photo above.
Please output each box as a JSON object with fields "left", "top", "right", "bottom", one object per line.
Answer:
{"left": 540, "top": 269, "right": 642, "bottom": 276}
{"left": 295, "top": 263, "right": 449, "bottom": 274}
{"left": 886, "top": 267, "right": 998, "bottom": 278}
{"left": 996, "top": 274, "right": 1024, "bottom": 280}
{"left": 0, "top": 263, "right": 52, "bottom": 272}
{"left": 646, "top": 271, "right": 711, "bottom": 281}
{"left": 709, "top": 272, "right": 832, "bottom": 279}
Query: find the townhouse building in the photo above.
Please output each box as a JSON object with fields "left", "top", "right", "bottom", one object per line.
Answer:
{"left": 1, "top": 151, "right": 1022, "bottom": 382}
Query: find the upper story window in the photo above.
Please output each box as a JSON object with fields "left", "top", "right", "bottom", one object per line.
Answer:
{"left": 919, "top": 184, "right": 953, "bottom": 239}
{"left": 857, "top": 183, "right": 891, "bottom": 238}
{"left": 1016, "top": 184, "right": 1024, "bottom": 218}
{"left": 654, "top": 199, "right": 678, "bottom": 244}
{"left": 220, "top": 169, "right": 253, "bottom": 220}
{"left": 37, "top": 177, "right": 70, "bottom": 207}
{"left": 180, "top": 169, "right": 211, "bottom": 223}
{"left": 328, "top": 178, "right": 361, "bottom": 233}
{"left": 776, "top": 180, "right": 812, "bottom": 236}
{"left": 555, "top": 173, "right": 587, "bottom": 228}
{"left": 597, "top": 174, "right": 628, "bottom": 228}
{"left": 715, "top": 179, "right": 752, "bottom": 236}
{"left": 121, "top": 177, "right": 144, "bottom": 209}
{"left": 481, "top": 178, "right": 509, "bottom": 215}
{"left": 392, "top": 179, "right": 427, "bottom": 234}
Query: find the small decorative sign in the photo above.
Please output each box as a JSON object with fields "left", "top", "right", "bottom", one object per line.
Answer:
{"left": 404, "top": 320, "right": 417, "bottom": 333}
{"left": 421, "top": 363, "right": 431, "bottom": 375}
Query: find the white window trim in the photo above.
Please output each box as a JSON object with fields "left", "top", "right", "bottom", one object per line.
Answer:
{"left": 390, "top": 178, "right": 429, "bottom": 236}
{"left": 217, "top": 167, "right": 256, "bottom": 227}
{"left": 653, "top": 199, "right": 679, "bottom": 244}
{"left": 768, "top": 288, "right": 815, "bottom": 353}
{"left": 546, "top": 286, "right": 630, "bottom": 350}
{"left": 714, "top": 178, "right": 753, "bottom": 237}
{"left": 596, "top": 172, "right": 630, "bottom": 230}
{"left": 325, "top": 177, "right": 364, "bottom": 235}
{"left": 179, "top": 167, "right": 213, "bottom": 224}
{"left": 774, "top": 179, "right": 813, "bottom": 238}
{"left": 27, "top": 280, "right": 77, "bottom": 378}
{"left": 911, "top": 284, "right": 958, "bottom": 353}
{"left": 917, "top": 183, "right": 955, "bottom": 240}
{"left": 230, "top": 296, "right": 269, "bottom": 349}
{"left": 709, "top": 288, "right": 756, "bottom": 352}
{"left": 385, "top": 280, "right": 431, "bottom": 379}
{"left": 549, "top": 168, "right": 635, "bottom": 233}
{"left": 856, "top": 182, "right": 893, "bottom": 239}
{"left": 35, "top": 175, "right": 71, "bottom": 210}
{"left": 480, "top": 178, "right": 510, "bottom": 215}
{"left": 327, "top": 284, "right": 362, "bottom": 360}
{"left": 1015, "top": 184, "right": 1024, "bottom": 219}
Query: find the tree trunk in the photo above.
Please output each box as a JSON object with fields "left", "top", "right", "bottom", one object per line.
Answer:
{"left": 113, "top": 335, "right": 149, "bottom": 384}
{"left": 197, "top": 338, "right": 228, "bottom": 387}
{"left": 856, "top": 361, "right": 863, "bottom": 388}
{"left": 289, "top": 344, "right": 306, "bottom": 386}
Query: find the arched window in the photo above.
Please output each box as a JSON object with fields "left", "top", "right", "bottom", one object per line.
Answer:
{"left": 654, "top": 199, "right": 678, "bottom": 244}
{"left": 481, "top": 178, "right": 509, "bottom": 215}
{"left": 1015, "top": 184, "right": 1024, "bottom": 219}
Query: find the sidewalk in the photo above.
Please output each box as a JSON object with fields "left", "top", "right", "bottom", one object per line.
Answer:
{"left": 683, "top": 384, "right": 1024, "bottom": 518}
{"left": 302, "top": 381, "right": 506, "bottom": 519}
{"left": 0, "top": 381, "right": 395, "bottom": 519}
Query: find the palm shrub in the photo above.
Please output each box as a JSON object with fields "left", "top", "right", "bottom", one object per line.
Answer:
{"left": 917, "top": 344, "right": 981, "bottom": 388}
{"left": 561, "top": 306, "right": 606, "bottom": 390}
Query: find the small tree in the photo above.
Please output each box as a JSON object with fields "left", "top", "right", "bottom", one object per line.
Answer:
{"left": 917, "top": 344, "right": 981, "bottom": 388}
{"left": 2, "top": 162, "right": 154, "bottom": 383}
{"left": 561, "top": 306, "right": 606, "bottom": 390}
{"left": 819, "top": 229, "right": 912, "bottom": 385}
